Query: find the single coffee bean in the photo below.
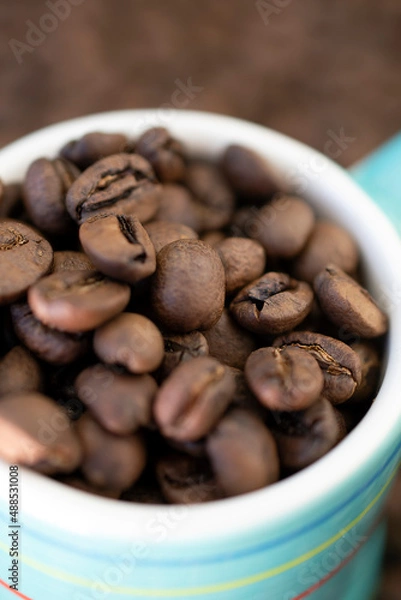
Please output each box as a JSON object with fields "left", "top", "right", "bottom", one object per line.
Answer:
{"left": 230, "top": 272, "right": 313, "bottom": 335}
{"left": 79, "top": 213, "right": 156, "bottom": 284}
{"left": 23, "top": 157, "right": 79, "bottom": 235}
{"left": 52, "top": 250, "right": 94, "bottom": 272}
{"left": 11, "top": 301, "right": 90, "bottom": 365}
{"left": 349, "top": 341, "right": 381, "bottom": 403}
{"left": 151, "top": 240, "right": 225, "bottom": 332}
{"left": 215, "top": 237, "right": 266, "bottom": 295}
{"left": 293, "top": 221, "right": 359, "bottom": 283}
{"left": 59, "top": 474, "right": 120, "bottom": 499}
{"left": 245, "top": 346, "right": 324, "bottom": 411}
{"left": 156, "top": 453, "right": 221, "bottom": 503}
{"left": 154, "top": 356, "right": 236, "bottom": 441}
{"left": 60, "top": 131, "right": 128, "bottom": 169}
{"left": 186, "top": 161, "right": 235, "bottom": 229}
{"left": 77, "top": 413, "right": 146, "bottom": 491}
{"left": 0, "top": 182, "right": 24, "bottom": 219}
{"left": 245, "top": 196, "right": 315, "bottom": 258}
{"left": 94, "top": 312, "right": 164, "bottom": 374}
{"left": 203, "top": 309, "right": 257, "bottom": 370}
{"left": 0, "top": 219, "right": 53, "bottom": 305}
{"left": 273, "top": 331, "right": 362, "bottom": 404}
{"left": 220, "top": 144, "right": 278, "bottom": 199}
{"left": 161, "top": 331, "right": 209, "bottom": 379}
{"left": 314, "top": 265, "right": 388, "bottom": 338}
{"left": 0, "top": 346, "right": 42, "bottom": 397}
{"left": 75, "top": 363, "right": 157, "bottom": 434}
{"left": 154, "top": 184, "right": 205, "bottom": 232}
{"left": 66, "top": 153, "right": 161, "bottom": 225}
{"left": 135, "top": 127, "right": 187, "bottom": 183}
{"left": 28, "top": 270, "right": 130, "bottom": 332}
{"left": 0, "top": 392, "right": 82, "bottom": 474}
{"left": 272, "top": 398, "right": 346, "bottom": 471}
{"left": 207, "top": 408, "right": 279, "bottom": 496}
{"left": 145, "top": 220, "right": 198, "bottom": 253}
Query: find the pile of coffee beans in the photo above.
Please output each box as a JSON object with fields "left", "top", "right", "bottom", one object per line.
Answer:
{"left": 0, "top": 128, "right": 388, "bottom": 503}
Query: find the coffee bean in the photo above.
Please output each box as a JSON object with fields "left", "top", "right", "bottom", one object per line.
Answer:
{"left": 156, "top": 453, "right": 221, "bottom": 503}
{"left": 0, "top": 182, "right": 24, "bottom": 219}
{"left": 75, "top": 364, "right": 157, "bottom": 434}
{"left": 161, "top": 331, "right": 209, "bottom": 379}
{"left": 79, "top": 213, "right": 156, "bottom": 284}
{"left": 145, "top": 220, "right": 198, "bottom": 253}
{"left": 230, "top": 272, "right": 313, "bottom": 335}
{"left": 154, "top": 356, "right": 235, "bottom": 441}
{"left": 151, "top": 240, "right": 225, "bottom": 332}
{"left": 52, "top": 250, "right": 94, "bottom": 272}
{"left": 93, "top": 312, "right": 164, "bottom": 374}
{"left": 349, "top": 341, "right": 381, "bottom": 403}
{"left": 245, "top": 346, "right": 324, "bottom": 411}
{"left": 60, "top": 131, "right": 128, "bottom": 169}
{"left": 0, "top": 219, "right": 53, "bottom": 305}
{"left": 204, "top": 309, "right": 257, "bottom": 369}
{"left": 314, "top": 264, "right": 388, "bottom": 338}
{"left": 273, "top": 331, "right": 362, "bottom": 404}
{"left": 28, "top": 270, "right": 130, "bottom": 332}
{"left": 293, "top": 221, "right": 359, "bottom": 283}
{"left": 136, "top": 127, "right": 187, "bottom": 183}
{"left": 66, "top": 153, "right": 161, "bottom": 225}
{"left": 154, "top": 184, "right": 205, "bottom": 232}
{"left": 0, "top": 346, "right": 42, "bottom": 397}
{"left": 0, "top": 392, "right": 82, "bottom": 474}
{"left": 215, "top": 237, "right": 266, "bottom": 295}
{"left": 207, "top": 408, "right": 279, "bottom": 496}
{"left": 220, "top": 144, "right": 278, "bottom": 199}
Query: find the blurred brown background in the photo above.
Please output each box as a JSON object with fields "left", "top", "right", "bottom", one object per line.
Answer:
{"left": 1, "top": 0, "right": 401, "bottom": 597}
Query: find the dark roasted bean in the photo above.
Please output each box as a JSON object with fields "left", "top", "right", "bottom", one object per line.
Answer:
{"left": 0, "top": 346, "right": 42, "bottom": 397}
{"left": 220, "top": 144, "right": 278, "bottom": 199}
{"left": 156, "top": 453, "right": 221, "bottom": 504}
{"left": 60, "top": 131, "right": 128, "bottom": 169}
{"left": 136, "top": 127, "right": 186, "bottom": 183}
{"left": 215, "top": 237, "right": 266, "bottom": 295}
{"left": 161, "top": 331, "right": 209, "bottom": 379}
{"left": 154, "top": 184, "right": 205, "bottom": 232}
{"left": 350, "top": 341, "right": 382, "bottom": 403}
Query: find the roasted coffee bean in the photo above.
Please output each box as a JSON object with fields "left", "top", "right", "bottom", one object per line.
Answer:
{"left": 273, "top": 331, "right": 362, "bottom": 404}
{"left": 0, "top": 182, "right": 23, "bottom": 218}
{"left": 154, "top": 184, "right": 205, "bottom": 232}
{"left": 230, "top": 272, "right": 313, "bottom": 335}
{"left": 350, "top": 341, "right": 381, "bottom": 403}
{"left": 293, "top": 221, "right": 359, "bottom": 283}
{"left": 271, "top": 398, "right": 346, "bottom": 471}
{"left": 60, "top": 131, "right": 128, "bottom": 169}
{"left": 204, "top": 309, "right": 257, "bottom": 370}
{"left": 161, "top": 331, "right": 209, "bottom": 378}
{"left": 60, "top": 475, "right": 120, "bottom": 499}
{"left": 186, "top": 161, "right": 235, "bottom": 229}
{"left": 314, "top": 265, "right": 388, "bottom": 338}
{"left": 154, "top": 356, "right": 235, "bottom": 441}
{"left": 0, "top": 219, "right": 53, "bottom": 305}
{"left": 245, "top": 347, "right": 324, "bottom": 411}
{"left": 0, "top": 346, "right": 42, "bottom": 397}
{"left": 0, "top": 392, "right": 82, "bottom": 474}
{"left": 94, "top": 313, "right": 164, "bottom": 374}
{"left": 77, "top": 413, "right": 146, "bottom": 491}
{"left": 207, "top": 409, "right": 279, "bottom": 496}
{"left": 215, "top": 237, "right": 266, "bottom": 295}
{"left": 135, "top": 127, "right": 186, "bottom": 183}
{"left": 220, "top": 144, "right": 278, "bottom": 199}
{"left": 11, "top": 301, "right": 90, "bottom": 365}
{"left": 245, "top": 196, "right": 315, "bottom": 258}
{"left": 145, "top": 221, "right": 198, "bottom": 253}
{"left": 66, "top": 153, "right": 161, "bottom": 225}
{"left": 23, "top": 158, "right": 79, "bottom": 235}
{"left": 28, "top": 270, "right": 130, "bottom": 332}
{"left": 151, "top": 240, "right": 225, "bottom": 332}
{"left": 156, "top": 453, "right": 221, "bottom": 504}
{"left": 79, "top": 213, "right": 156, "bottom": 284}
{"left": 52, "top": 250, "right": 94, "bottom": 272}
{"left": 75, "top": 363, "right": 157, "bottom": 434}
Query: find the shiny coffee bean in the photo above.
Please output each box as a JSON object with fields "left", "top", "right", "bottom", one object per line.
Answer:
{"left": 0, "top": 182, "right": 24, "bottom": 219}
{"left": 0, "top": 219, "right": 53, "bottom": 305}
{"left": 23, "top": 157, "right": 78, "bottom": 234}
{"left": 350, "top": 341, "right": 381, "bottom": 403}
{"left": 28, "top": 270, "right": 130, "bottom": 333}
{"left": 245, "top": 346, "right": 324, "bottom": 411}
{"left": 0, "top": 346, "right": 42, "bottom": 397}
{"left": 77, "top": 413, "right": 146, "bottom": 491}
{"left": 230, "top": 272, "right": 313, "bottom": 335}
{"left": 60, "top": 131, "right": 128, "bottom": 169}
{"left": 75, "top": 363, "right": 157, "bottom": 434}
{"left": 154, "top": 356, "right": 236, "bottom": 441}
{"left": 151, "top": 240, "right": 225, "bottom": 332}
{"left": 136, "top": 127, "right": 186, "bottom": 183}
{"left": 156, "top": 453, "right": 221, "bottom": 504}
{"left": 79, "top": 213, "right": 156, "bottom": 284}
{"left": 94, "top": 313, "right": 164, "bottom": 374}
{"left": 161, "top": 331, "right": 209, "bottom": 379}
{"left": 207, "top": 409, "right": 280, "bottom": 496}
{"left": 215, "top": 237, "right": 266, "bottom": 295}
{"left": 204, "top": 309, "right": 257, "bottom": 370}
{"left": 220, "top": 144, "right": 278, "bottom": 199}
{"left": 52, "top": 250, "right": 94, "bottom": 272}
{"left": 273, "top": 331, "right": 362, "bottom": 404}
{"left": 314, "top": 265, "right": 388, "bottom": 338}
{"left": 145, "top": 220, "right": 198, "bottom": 253}
{"left": 66, "top": 153, "right": 161, "bottom": 225}
{"left": 0, "top": 392, "right": 82, "bottom": 474}
{"left": 154, "top": 184, "right": 205, "bottom": 232}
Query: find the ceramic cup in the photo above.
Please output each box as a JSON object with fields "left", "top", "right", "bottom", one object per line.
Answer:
{"left": 0, "top": 110, "right": 401, "bottom": 600}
